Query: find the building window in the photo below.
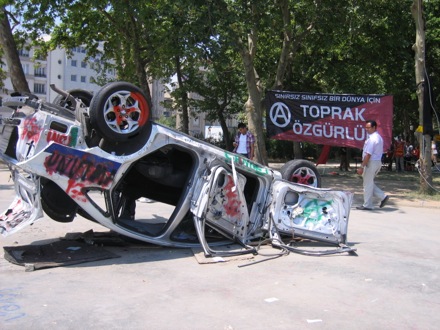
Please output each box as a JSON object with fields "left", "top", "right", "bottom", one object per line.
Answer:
{"left": 81, "top": 61, "right": 87, "bottom": 68}
{"left": 22, "top": 64, "right": 30, "bottom": 75}
{"left": 71, "top": 60, "right": 77, "bottom": 67}
{"left": 81, "top": 76, "right": 86, "bottom": 83}
{"left": 34, "top": 83, "right": 45, "bottom": 94}
{"left": 35, "top": 67, "right": 46, "bottom": 77}
{"left": 163, "top": 99, "right": 173, "bottom": 110}
{"left": 18, "top": 49, "right": 30, "bottom": 57}
{"left": 71, "top": 75, "right": 77, "bottom": 81}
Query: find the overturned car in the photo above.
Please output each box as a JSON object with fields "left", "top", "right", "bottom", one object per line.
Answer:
{"left": 0, "top": 82, "right": 355, "bottom": 256}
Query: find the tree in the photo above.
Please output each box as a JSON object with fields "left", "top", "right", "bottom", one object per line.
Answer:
{"left": 189, "top": 44, "right": 246, "bottom": 148}
{"left": 13, "top": 0, "right": 155, "bottom": 104}
{"left": 208, "top": 0, "right": 320, "bottom": 164}
{"left": 412, "top": 0, "right": 434, "bottom": 194}
{"left": 280, "top": 1, "right": 420, "bottom": 160}
{"left": 148, "top": 0, "right": 224, "bottom": 134}
{"left": 0, "top": 5, "right": 30, "bottom": 94}
{"left": 5, "top": 0, "right": 223, "bottom": 134}
{"left": 424, "top": 0, "right": 440, "bottom": 120}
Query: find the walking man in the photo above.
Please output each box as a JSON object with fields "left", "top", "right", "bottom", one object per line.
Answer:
{"left": 356, "top": 120, "right": 389, "bottom": 210}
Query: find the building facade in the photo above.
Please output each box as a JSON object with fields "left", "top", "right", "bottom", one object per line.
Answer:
{"left": 1, "top": 45, "right": 237, "bottom": 141}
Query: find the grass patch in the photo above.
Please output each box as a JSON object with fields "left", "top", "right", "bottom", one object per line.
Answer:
{"left": 378, "top": 170, "right": 440, "bottom": 183}
{"left": 404, "top": 190, "right": 440, "bottom": 201}
{"left": 378, "top": 170, "right": 440, "bottom": 201}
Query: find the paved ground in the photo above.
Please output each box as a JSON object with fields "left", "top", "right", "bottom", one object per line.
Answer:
{"left": 1, "top": 163, "right": 440, "bottom": 329}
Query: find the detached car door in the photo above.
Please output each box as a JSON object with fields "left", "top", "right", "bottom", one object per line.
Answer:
{"left": 268, "top": 179, "right": 353, "bottom": 245}
{"left": 191, "top": 163, "right": 251, "bottom": 244}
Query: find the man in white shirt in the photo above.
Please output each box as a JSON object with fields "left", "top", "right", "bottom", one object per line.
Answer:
{"left": 356, "top": 120, "right": 389, "bottom": 210}
{"left": 232, "top": 122, "right": 255, "bottom": 159}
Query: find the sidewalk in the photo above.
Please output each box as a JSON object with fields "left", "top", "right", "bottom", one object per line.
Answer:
{"left": 1, "top": 162, "right": 440, "bottom": 329}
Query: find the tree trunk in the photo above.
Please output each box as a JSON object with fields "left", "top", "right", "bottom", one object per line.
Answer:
{"left": 175, "top": 56, "right": 189, "bottom": 134}
{"left": 272, "top": 0, "right": 292, "bottom": 91}
{"left": 0, "top": 7, "right": 30, "bottom": 94}
{"left": 124, "top": 3, "right": 152, "bottom": 109}
{"left": 216, "top": 107, "right": 231, "bottom": 150}
{"left": 245, "top": 0, "right": 295, "bottom": 165}
{"left": 411, "top": 0, "right": 433, "bottom": 194}
{"left": 293, "top": 141, "right": 303, "bottom": 159}
{"left": 241, "top": 57, "right": 267, "bottom": 164}
{"left": 239, "top": 29, "right": 268, "bottom": 165}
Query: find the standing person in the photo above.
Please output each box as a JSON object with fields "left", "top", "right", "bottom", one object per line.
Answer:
{"left": 412, "top": 145, "right": 420, "bottom": 160}
{"left": 356, "top": 120, "right": 389, "bottom": 210}
{"left": 386, "top": 140, "right": 394, "bottom": 171}
{"left": 232, "top": 122, "right": 255, "bottom": 159}
{"left": 394, "top": 136, "right": 405, "bottom": 172}
{"left": 404, "top": 140, "right": 414, "bottom": 171}
{"left": 432, "top": 140, "right": 438, "bottom": 166}
{"left": 339, "top": 147, "right": 349, "bottom": 171}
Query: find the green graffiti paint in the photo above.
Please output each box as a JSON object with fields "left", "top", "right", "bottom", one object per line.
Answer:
{"left": 224, "top": 152, "right": 270, "bottom": 176}
{"left": 302, "top": 199, "right": 333, "bottom": 224}
{"left": 69, "top": 127, "right": 79, "bottom": 147}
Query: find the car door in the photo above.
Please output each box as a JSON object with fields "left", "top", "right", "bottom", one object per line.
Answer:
{"left": 268, "top": 179, "right": 353, "bottom": 245}
{"left": 191, "top": 163, "right": 250, "bottom": 244}
{"left": 0, "top": 169, "right": 43, "bottom": 236}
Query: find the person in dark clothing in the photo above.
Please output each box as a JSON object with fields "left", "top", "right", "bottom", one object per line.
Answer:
{"left": 339, "top": 147, "right": 349, "bottom": 171}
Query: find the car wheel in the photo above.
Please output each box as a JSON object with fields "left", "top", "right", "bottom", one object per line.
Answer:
{"left": 279, "top": 159, "right": 321, "bottom": 188}
{"left": 53, "top": 89, "right": 93, "bottom": 110}
{"left": 41, "top": 181, "right": 77, "bottom": 222}
{"left": 89, "top": 82, "right": 151, "bottom": 142}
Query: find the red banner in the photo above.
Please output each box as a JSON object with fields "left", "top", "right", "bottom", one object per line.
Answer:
{"left": 266, "top": 91, "right": 394, "bottom": 151}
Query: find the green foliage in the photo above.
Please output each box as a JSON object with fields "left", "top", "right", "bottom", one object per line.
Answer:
{"left": 156, "top": 115, "right": 176, "bottom": 129}
{"left": 265, "top": 134, "right": 320, "bottom": 161}
{"left": 425, "top": 0, "right": 440, "bottom": 133}
{"left": 3, "top": 0, "right": 440, "bottom": 143}
{"left": 265, "top": 138, "right": 294, "bottom": 161}
{"left": 282, "top": 0, "right": 421, "bottom": 137}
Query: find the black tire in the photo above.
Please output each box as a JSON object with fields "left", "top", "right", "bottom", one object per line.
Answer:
{"left": 41, "top": 181, "right": 77, "bottom": 222}
{"left": 279, "top": 159, "right": 321, "bottom": 188}
{"left": 89, "top": 82, "right": 151, "bottom": 142}
{"left": 53, "top": 89, "right": 93, "bottom": 110}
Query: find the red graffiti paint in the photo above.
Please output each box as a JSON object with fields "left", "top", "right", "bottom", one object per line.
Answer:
{"left": 222, "top": 175, "right": 241, "bottom": 218}
{"left": 21, "top": 117, "right": 42, "bottom": 142}
{"left": 46, "top": 130, "right": 71, "bottom": 146}
{"left": 45, "top": 151, "right": 115, "bottom": 188}
{"left": 66, "top": 179, "right": 87, "bottom": 203}
{"left": 44, "top": 150, "right": 117, "bottom": 202}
